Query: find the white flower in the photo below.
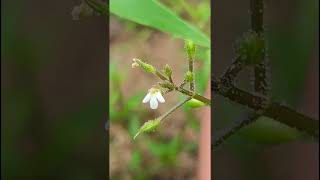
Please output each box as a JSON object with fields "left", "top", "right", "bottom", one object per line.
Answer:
{"left": 131, "top": 59, "right": 139, "bottom": 68}
{"left": 142, "top": 88, "right": 165, "bottom": 109}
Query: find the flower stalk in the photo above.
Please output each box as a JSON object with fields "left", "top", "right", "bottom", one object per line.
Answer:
{"left": 159, "top": 97, "right": 191, "bottom": 121}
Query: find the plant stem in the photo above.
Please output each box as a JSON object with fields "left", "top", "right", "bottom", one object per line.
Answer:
{"left": 155, "top": 69, "right": 211, "bottom": 105}
{"left": 264, "top": 103, "right": 319, "bottom": 137}
{"left": 213, "top": 112, "right": 260, "bottom": 148}
{"left": 155, "top": 71, "right": 168, "bottom": 81}
{"left": 221, "top": 56, "right": 245, "bottom": 87}
{"left": 168, "top": 75, "right": 173, "bottom": 83}
{"left": 251, "top": 0, "right": 268, "bottom": 95}
{"left": 212, "top": 77, "right": 319, "bottom": 137}
{"left": 250, "top": 0, "right": 264, "bottom": 34}
{"left": 189, "top": 55, "right": 195, "bottom": 92}
{"left": 159, "top": 97, "right": 191, "bottom": 121}
{"left": 254, "top": 62, "right": 268, "bottom": 95}
{"left": 176, "top": 87, "right": 211, "bottom": 105}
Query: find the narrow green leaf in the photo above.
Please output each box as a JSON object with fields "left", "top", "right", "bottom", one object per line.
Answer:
{"left": 110, "top": 0, "right": 210, "bottom": 47}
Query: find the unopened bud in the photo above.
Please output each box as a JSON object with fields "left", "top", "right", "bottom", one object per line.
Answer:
{"left": 184, "top": 40, "right": 196, "bottom": 59}
{"left": 163, "top": 64, "right": 172, "bottom": 77}
{"left": 132, "top": 58, "right": 156, "bottom": 74}
{"left": 184, "top": 71, "right": 194, "bottom": 82}
{"left": 133, "top": 119, "right": 161, "bottom": 140}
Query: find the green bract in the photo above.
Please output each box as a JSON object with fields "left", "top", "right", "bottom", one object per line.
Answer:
{"left": 133, "top": 119, "right": 161, "bottom": 140}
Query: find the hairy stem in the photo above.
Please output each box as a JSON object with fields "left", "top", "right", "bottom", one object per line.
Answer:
{"left": 251, "top": 0, "right": 268, "bottom": 95}
{"left": 254, "top": 62, "right": 268, "bottom": 95}
{"left": 155, "top": 71, "right": 168, "bottom": 81}
{"left": 176, "top": 87, "right": 211, "bottom": 105}
{"left": 221, "top": 56, "right": 245, "bottom": 87}
{"left": 212, "top": 77, "right": 319, "bottom": 137}
{"left": 264, "top": 103, "right": 319, "bottom": 137}
{"left": 189, "top": 55, "right": 195, "bottom": 92}
{"left": 250, "top": 0, "right": 264, "bottom": 34}
{"left": 155, "top": 69, "right": 211, "bottom": 105}
{"left": 213, "top": 113, "right": 260, "bottom": 148}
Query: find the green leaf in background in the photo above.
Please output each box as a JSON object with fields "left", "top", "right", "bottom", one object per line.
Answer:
{"left": 126, "top": 92, "right": 145, "bottom": 111}
{"left": 148, "top": 136, "right": 181, "bottom": 166}
{"left": 128, "top": 116, "right": 141, "bottom": 138}
{"left": 129, "top": 150, "right": 142, "bottom": 171}
{"left": 110, "top": 0, "right": 210, "bottom": 48}
{"left": 268, "top": 0, "right": 318, "bottom": 105}
{"left": 195, "top": 49, "right": 210, "bottom": 94}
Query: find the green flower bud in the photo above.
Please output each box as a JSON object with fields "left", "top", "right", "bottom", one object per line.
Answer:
{"left": 132, "top": 58, "right": 156, "bottom": 74}
{"left": 185, "top": 98, "right": 206, "bottom": 108}
{"left": 236, "top": 32, "right": 265, "bottom": 65}
{"left": 133, "top": 119, "right": 161, "bottom": 140}
{"left": 163, "top": 64, "right": 172, "bottom": 77}
{"left": 184, "top": 40, "right": 196, "bottom": 59}
{"left": 184, "top": 71, "right": 194, "bottom": 82}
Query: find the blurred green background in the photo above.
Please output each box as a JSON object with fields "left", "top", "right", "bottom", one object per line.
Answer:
{"left": 2, "top": 0, "right": 107, "bottom": 179}
{"left": 212, "top": 0, "right": 319, "bottom": 179}
{"left": 109, "top": 0, "right": 210, "bottom": 179}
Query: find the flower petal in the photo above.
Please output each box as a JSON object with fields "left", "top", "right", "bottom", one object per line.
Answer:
{"left": 142, "top": 93, "right": 151, "bottom": 103}
{"left": 150, "top": 96, "right": 158, "bottom": 109}
{"left": 155, "top": 92, "right": 165, "bottom": 103}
